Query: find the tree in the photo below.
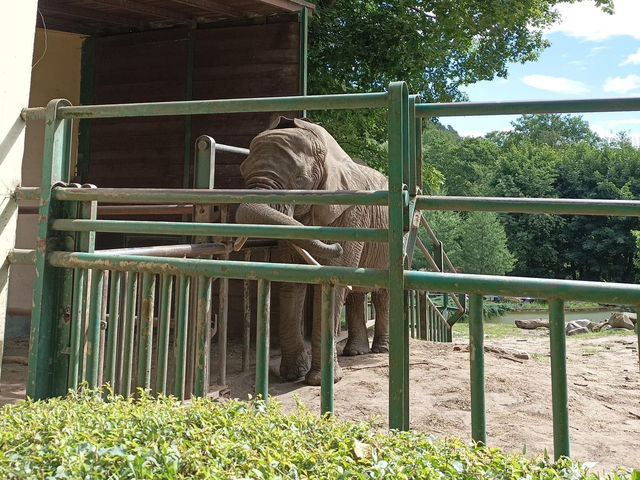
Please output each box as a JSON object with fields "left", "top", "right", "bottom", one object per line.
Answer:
{"left": 459, "top": 211, "right": 516, "bottom": 275}
{"left": 460, "top": 212, "right": 516, "bottom": 275}
{"left": 412, "top": 210, "right": 463, "bottom": 271}
{"left": 306, "top": 0, "right": 613, "bottom": 165}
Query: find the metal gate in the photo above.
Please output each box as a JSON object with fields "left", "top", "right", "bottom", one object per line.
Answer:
{"left": 10, "top": 85, "right": 640, "bottom": 462}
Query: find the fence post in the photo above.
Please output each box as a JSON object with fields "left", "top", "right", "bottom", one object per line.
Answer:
{"left": 388, "top": 81, "right": 409, "bottom": 430}
{"left": 549, "top": 299, "right": 570, "bottom": 459}
{"left": 321, "top": 282, "right": 335, "bottom": 415}
{"left": 27, "top": 99, "right": 73, "bottom": 399}
{"left": 255, "top": 278, "right": 270, "bottom": 401}
{"left": 469, "top": 293, "right": 486, "bottom": 445}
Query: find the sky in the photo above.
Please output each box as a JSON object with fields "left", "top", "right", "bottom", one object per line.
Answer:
{"left": 444, "top": 0, "right": 640, "bottom": 145}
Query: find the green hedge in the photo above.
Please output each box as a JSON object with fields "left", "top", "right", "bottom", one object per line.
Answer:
{"left": 0, "top": 390, "right": 634, "bottom": 479}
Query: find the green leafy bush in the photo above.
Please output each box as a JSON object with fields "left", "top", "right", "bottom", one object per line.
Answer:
{"left": 0, "top": 390, "right": 632, "bottom": 479}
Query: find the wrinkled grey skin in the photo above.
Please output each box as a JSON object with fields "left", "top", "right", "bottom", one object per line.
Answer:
{"left": 236, "top": 117, "right": 389, "bottom": 385}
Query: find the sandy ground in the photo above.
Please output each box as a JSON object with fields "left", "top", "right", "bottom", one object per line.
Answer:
{"left": 2, "top": 331, "right": 639, "bottom": 474}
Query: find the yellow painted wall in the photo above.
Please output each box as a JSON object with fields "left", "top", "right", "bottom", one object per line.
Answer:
{"left": 8, "top": 28, "right": 84, "bottom": 315}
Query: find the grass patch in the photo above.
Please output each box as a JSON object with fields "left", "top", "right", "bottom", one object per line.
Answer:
{"left": 452, "top": 321, "right": 532, "bottom": 340}
{"left": 0, "top": 390, "right": 634, "bottom": 479}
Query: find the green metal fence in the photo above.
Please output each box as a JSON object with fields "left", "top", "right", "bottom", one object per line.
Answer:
{"left": 14, "top": 86, "right": 640, "bottom": 463}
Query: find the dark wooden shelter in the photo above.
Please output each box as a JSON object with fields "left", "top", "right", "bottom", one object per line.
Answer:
{"left": 36, "top": 0, "right": 314, "bottom": 338}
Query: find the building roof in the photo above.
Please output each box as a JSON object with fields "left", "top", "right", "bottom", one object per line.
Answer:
{"left": 37, "top": 0, "right": 314, "bottom": 35}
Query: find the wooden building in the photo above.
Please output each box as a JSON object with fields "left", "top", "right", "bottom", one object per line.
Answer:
{"left": 2, "top": 1, "right": 313, "bottom": 357}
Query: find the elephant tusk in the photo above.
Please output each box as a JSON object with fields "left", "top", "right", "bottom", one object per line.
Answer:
{"left": 291, "top": 244, "right": 353, "bottom": 291}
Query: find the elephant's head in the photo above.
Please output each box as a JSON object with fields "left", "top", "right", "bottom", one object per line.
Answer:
{"left": 236, "top": 117, "right": 361, "bottom": 259}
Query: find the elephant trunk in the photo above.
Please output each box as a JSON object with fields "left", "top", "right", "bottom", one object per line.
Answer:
{"left": 236, "top": 202, "right": 343, "bottom": 259}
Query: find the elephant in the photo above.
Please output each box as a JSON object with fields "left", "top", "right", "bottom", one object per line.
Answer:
{"left": 235, "top": 116, "right": 389, "bottom": 386}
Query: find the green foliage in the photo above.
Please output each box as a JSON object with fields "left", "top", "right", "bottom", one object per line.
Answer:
{"left": 305, "top": 0, "right": 612, "bottom": 166}
{"left": 428, "top": 113, "right": 640, "bottom": 282}
{"left": 412, "top": 210, "right": 463, "bottom": 271}
{"left": 0, "top": 389, "right": 631, "bottom": 479}
{"left": 460, "top": 211, "right": 516, "bottom": 275}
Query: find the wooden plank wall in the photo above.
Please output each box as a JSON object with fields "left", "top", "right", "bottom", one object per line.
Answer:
{"left": 87, "top": 19, "right": 302, "bottom": 342}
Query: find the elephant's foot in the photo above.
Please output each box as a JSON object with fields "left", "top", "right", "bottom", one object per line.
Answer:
{"left": 371, "top": 335, "right": 389, "bottom": 353}
{"left": 304, "top": 363, "right": 343, "bottom": 386}
{"left": 279, "top": 349, "right": 311, "bottom": 381}
{"left": 342, "top": 338, "right": 370, "bottom": 356}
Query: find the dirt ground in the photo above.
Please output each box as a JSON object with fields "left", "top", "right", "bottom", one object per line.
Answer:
{"left": 2, "top": 331, "right": 639, "bottom": 474}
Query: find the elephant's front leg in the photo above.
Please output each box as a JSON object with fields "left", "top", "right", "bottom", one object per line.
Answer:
{"left": 371, "top": 289, "right": 389, "bottom": 353}
{"left": 278, "top": 281, "right": 310, "bottom": 380}
{"left": 343, "top": 292, "right": 371, "bottom": 356}
{"left": 277, "top": 243, "right": 311, "bottom": 381}
{"left": 305, "top": 284, "right": 348, "bottom": 386}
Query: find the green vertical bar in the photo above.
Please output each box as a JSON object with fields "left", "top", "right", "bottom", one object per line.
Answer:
{"left": 175, "top": 276, "right": 190, "bottom": 400}
{"left": 85, "top": 269, "right": 104, "bottom": 388}
{"left": 137, "top": 273, "right": 156, "bottom": 391}
{"left": 156, "top": 274, "right": 173, "bottom": 395}
{"left": 388, "top": 81, "right": 409, "bottom": 430}
{"left": 255, "top": 279, "right": 270, "bottom": 401}
{"left": 68, "top": 191, "right": 95, "bottom": 390}
{"left": 408, "top": 96, "right": 417, "bottom": 197}
{"left": 416, "top": 292, "right": 421, "bottom": 339}
{"left": 217, "top": 267, "right": 229, "bottom": 387}
{"left": 412, "top": 291, "right": 417, "bottom": 339}
{"left": 299, "top": 6, "right": 309, "bottom": 117}
{"left": 68, "top": 266, "right": 86, "bottom": 390}
{"left": 194, "top": 275, "right": 212, "bottom": 397}
{"left": 320, "top": 283, "right": 335, "bottom": 415}
{"left": 104, "top": 271, "right": 122, "bottom": 387}
{"left": 121, "top": 273, "right": 138, "bottom": 396}
{"left": 414, "top": 98, "right": 423, "bottom": 191}
{"left": 408, "top": 290, "right": 416, "bottom": 338}
{"left": 28, "top": 99, "right": 72, "bottom": 400}
{"left": 52, "top": 186, "right": 79, "bottom": 396}
{"left": 469, "top": 293, "right": 486, "bottom": 445}
{"left": 549, "top": 299, "right": 570, "bottom": 460}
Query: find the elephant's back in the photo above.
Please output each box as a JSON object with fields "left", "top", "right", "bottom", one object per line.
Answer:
{"left": 358, "top": 164, "right": 388, "bottom": 190}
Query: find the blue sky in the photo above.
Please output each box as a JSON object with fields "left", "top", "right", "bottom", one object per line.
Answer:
{"left": 444, "top": 0, "right": 640, "bottom": 145}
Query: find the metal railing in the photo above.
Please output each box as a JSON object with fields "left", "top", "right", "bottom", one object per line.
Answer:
{"left": 12, "top": 87, "right": 640, "bottom": 464}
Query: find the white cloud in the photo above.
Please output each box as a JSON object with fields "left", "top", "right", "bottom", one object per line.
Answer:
{"left": 620, "top": 47, "right": 640, "bottom": 66}
{"left": 608, "top": 118, "right": 640, "bottom": 127}
{"left": 522, "top": 74, "right": 590, "bottom": 94}
{"left": 590, "top": 122, "right": 640, "bottom": 146}
{"left": 603, "top": 75, "right": 640, "bottom": 94}
{"left": 546, "top": 0, "right": 640, "bottom": 41}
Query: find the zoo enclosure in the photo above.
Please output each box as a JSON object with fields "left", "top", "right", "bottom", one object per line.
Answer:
{"left": 10, "top": 85, "right": 640, "bottom": 463}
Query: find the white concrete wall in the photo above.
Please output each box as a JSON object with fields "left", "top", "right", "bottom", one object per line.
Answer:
{"left": 7, "top": 29, "right": 84, "bottom": 322}
{"left": 1, "top": 1, "right": 39, "bottom": 375}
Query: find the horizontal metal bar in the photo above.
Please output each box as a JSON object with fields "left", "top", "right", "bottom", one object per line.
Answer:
{"left": 7, "top": 249, "right": 36, "bottom": 265}
{"left": 50, "top": 219, "right": 389, "bottom": 243}
{"left": 416, "top": 97, "right": 640, "bottom": 118}
{"left": 47, "top": 252, "right": 390, "bottom": 289}
{"left": 22, "top": 93, "right": 389, "bottom": 121}
{"left": 52, "top": 188, "right": 390, "bottom": 206}
{"left": 416, "top": 196, "right": 640, "bottom": 217}
{"left": 404, "top": 271, "right": 640, "bottom": 306}
{"left": 19, "top": 204, "right": 195, "bottom": 216}
{"left": 215, "top": 143, "right": 249, "bottom": 155}
{"left": 94, "top": 240, "right": 274, "bottom": 257}
{"left": 97, "top": 204, "right": 194, "bottom": 216}
{"left": 94, "top": 242, "right": 229, "bottom": 257}
{"left": 15, "top": 187, "right": 42, "bottom": 202}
